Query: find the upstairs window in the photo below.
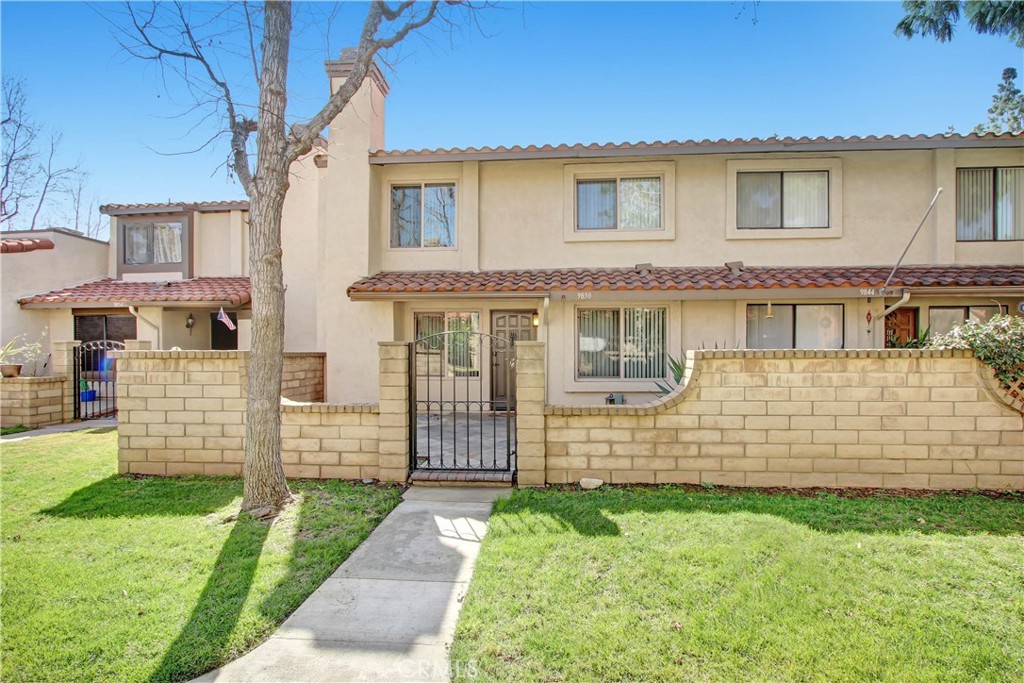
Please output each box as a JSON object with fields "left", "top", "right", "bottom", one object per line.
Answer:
{"left": 576, "top": 176, "right": 662, "bottom": 231}
{"left": 123, "top": 221, "right": 183, "bottom": 264}
{"left": 956, "top": 167, "right": 1024, "bottom": 241}
{"left": 746, "top": 304, "right": 844, "bottom": 349}
{"left": 577, "top": 307, "right": 667, "bottom": 380}
{"left": 391, "top": 183, "right": 456, "bottom": 248}
{"left": 737, "top": 171, "right": 829, "bottom": 229}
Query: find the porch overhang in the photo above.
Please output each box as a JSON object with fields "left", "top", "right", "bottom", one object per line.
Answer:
{"left": 347, "top": 265, "right": 1024, "bottom": 302}
{"left": 18, "top": 277, "right": 252, "bottom": 309}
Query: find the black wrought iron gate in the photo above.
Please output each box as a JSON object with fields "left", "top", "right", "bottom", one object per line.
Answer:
{"left": 74, "top": 340, "right": 125, "bottom": 420}
{"left": 410, "top": 331, "right": 516, "bottom": 475}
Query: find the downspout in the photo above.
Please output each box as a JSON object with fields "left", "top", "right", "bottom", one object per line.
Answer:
{"left": 881, "top": 289, "right": 911, "bottom": 318}
{"left": 128, "top": 305, "right": 161, "bottom": 348}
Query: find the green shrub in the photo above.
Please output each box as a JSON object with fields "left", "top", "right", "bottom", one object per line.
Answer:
{"left": 925, "top": 314, "right": 1024, "bottom": 390}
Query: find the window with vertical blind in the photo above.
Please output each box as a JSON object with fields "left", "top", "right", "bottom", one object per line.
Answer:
{"left": 746, "top": 304, "right": 844, "bottom": 349}
{"left": 576, "top": 307, "right": 667, "bottom": 380}
{"left": 576, "top": 176, "right": 663, "bottom": 231}
{"left": 736, "top": 171, "right": 829, "bottom": 229}
{"left": 414, "top": 312, "right": 480, "bottom": 376}
{"left": 956, "top": 167, "right": 1024, "bottom": 241}
{"left": 390, "top": 183, "right": 457, "bottom": 248}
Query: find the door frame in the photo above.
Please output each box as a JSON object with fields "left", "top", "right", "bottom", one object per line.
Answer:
{"left": 490, "top": 310, "right": 536, "bottom": 411}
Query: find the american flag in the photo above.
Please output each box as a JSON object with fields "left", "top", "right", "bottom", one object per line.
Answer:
{"left": 217, "top": 307, "right": 236, "bottom": 331}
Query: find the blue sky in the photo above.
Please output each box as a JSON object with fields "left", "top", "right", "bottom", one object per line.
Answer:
{"left": 2, "top": 1, "right": 1022, "bottom": 220}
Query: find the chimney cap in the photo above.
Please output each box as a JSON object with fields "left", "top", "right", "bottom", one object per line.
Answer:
{"left": 325, "top": 46, "right": 389, "bottom": 96}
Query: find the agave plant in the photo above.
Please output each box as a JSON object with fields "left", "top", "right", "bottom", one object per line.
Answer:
{"left": 0, "top": 336, "right": 29, "bottom": 364}
{"left": 654, "top": 354, "right": 687, "bottom": 395}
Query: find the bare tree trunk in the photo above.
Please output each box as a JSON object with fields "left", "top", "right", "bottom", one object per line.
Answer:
{"left": 241, "top": 0, "right": 292, "bottom": 511}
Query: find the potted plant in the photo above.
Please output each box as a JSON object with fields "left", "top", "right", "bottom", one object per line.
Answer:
{"left": 0, "top": 336, "right": 28, "bottom": 378}
{"left": 79, "top": 378, "right": 97, "bottom": 403}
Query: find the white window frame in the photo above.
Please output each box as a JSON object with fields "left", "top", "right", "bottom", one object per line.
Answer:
{"left": 387, "top": 181, "right": 459, "bottom": 251}
{"left": 574, "top": 305, "right": 669, "bottom": 381}
{"left": 955, "top": 166, "right": 1024, "bottom": 242}
{"left": 726, "top": 158, "right": 843, "bottom": 240}
{"left": 744, "top": 303, "right": 846, "bottom": 349}
{"left": 563, "top": 161, "right": 676, "bottom": 242}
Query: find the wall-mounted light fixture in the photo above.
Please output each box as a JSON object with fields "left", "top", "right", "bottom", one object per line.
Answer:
{"left": 185, "top": 313, "right": 195, "bottom": 335}
{"left": 765, "top": 302, "right": 774, "bottom": 319}
{"left": 532, "top": 312, "right": 540, "bottom": 328}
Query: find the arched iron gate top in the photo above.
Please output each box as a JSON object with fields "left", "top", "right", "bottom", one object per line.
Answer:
{"left": 409, "top": 330, "right": 516, "bottom": 476}
{"left": 413, "top": 330, "right": 513, "bottom": 348}
{"left": 78, "top": 339, "right": 127, "bottom": 352}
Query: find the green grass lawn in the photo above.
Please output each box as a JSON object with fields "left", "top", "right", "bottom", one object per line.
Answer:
{"left": 1, "top": 424, "right": 31, "bottom": 436}
{"left": 452, "top": 487, "right": 1024, "bottom": 682}
{"left": 1, "top": 428, "right": 402, "bottom": 683}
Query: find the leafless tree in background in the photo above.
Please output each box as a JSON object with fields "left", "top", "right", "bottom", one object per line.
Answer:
{"left": 1, "top": 77, "right": 88, "bottom": 232}
{"left": 115, "top": 0, "right": 480, "bottom": 514}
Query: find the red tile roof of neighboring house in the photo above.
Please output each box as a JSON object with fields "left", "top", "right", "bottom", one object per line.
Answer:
{"left": 369, "top": 131, "right": 1024, "bottom": 163}
{"left": 100, "top": 200, "right": 249, "bottom": 215}
{"left": 1, "top": 237, "right": 55, "bottom": 254}
{"left": 348, "top": 265, "right": 1024, "bottom": 297}
{"left": 19, "top": 277, "right": 251, "bottom": 307}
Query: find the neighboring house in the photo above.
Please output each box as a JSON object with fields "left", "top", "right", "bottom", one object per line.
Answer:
{"left": 18, "top": 203, "right": 257, "bottom": 354}
{"left": 2, "top": 228, "right": 108, "bottom": 372}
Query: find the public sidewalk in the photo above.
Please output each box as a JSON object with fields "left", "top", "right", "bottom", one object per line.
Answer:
{"left": 0, "top": 418, "right": 117, "bottom": 442}
{"left": 194, "top": 486, "right": 510, "bottom": 683}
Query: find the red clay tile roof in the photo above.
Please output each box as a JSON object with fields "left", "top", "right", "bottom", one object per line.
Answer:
{"left": 348, "top": 265, "right": 1024, "bottom": 297}
{"left": 100, "top": 200, "right": 249, "bottom": 215}
{"left": 1, "top": 237, "right": 55, "bottom": 254}
{"left": 19, "top": 277, "right": 251, "bottom": 307}
{"left": 370, "top": 131, "right": 1024, "bottom": 163}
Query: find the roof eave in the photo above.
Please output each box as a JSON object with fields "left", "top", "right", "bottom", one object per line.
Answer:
{"left": 369, "top": 135, "right": 1024, "bottom": 165}
{"left": 100, "top": 202, "right": 250, "bottom": 216}
{"left": 20, "top": 299, "right": 249, "bottom": 309}
{"left": 348, "top": 283, "right": 1024, "bottom": 302}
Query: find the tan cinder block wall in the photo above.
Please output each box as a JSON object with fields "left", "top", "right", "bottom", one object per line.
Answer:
{"left": 281, "top": 353, "right": 325, "bottom": 402}
{"left": 515, "top": 341, "right": 547, "bottom": 486}
{"left": 0, "top": 376, "right": 67, "bottom": 428}
{"left": 545, "top": 348, "right": 1024, "bottom": 491}
{"left": 51, "top": 340, "right": 79, "bottom": 423}
{"left": 114, "top": 349, "right": 394, "bottom": 480}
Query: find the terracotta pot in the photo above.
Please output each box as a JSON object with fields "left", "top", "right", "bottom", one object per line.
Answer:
{"left": 1, "top": 364, "right": 23, "bottom": 378}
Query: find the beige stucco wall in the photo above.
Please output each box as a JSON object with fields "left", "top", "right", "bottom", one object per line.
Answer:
{"left": 371, "top": 146, "right": 1024, "bottom": 271}
{"left": 1, "top": 229, "right": 109, "bottom": 373}
{"left": 281, "top": 152, "right": 322, "bottom": 353}
{"left": 193, "top": 210, "right": 247, "bottom": 277}
{"left": 317, "top": 71, "right": 394, "bottom": 402}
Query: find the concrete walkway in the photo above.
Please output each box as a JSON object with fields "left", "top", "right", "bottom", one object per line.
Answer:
{"left": 195, "top": 486, "right": 510, "bottom": 683}
{"left": 0, "top": 418, "right": 116, "bottom": 442}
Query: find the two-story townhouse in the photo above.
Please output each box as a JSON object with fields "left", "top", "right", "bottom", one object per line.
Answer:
{"left": 310, "top": 51, "right": 1023, "bottom": 406}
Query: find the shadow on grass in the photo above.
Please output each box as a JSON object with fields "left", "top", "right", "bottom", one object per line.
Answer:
{"left": 43, "top": 475, "right": 240, "bottom": 518}
{"left": 498, "top": 487, "right": 1024, "bottom": 538}
{"left": 148, "top": 514, "right": 271, "bottom": 683}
